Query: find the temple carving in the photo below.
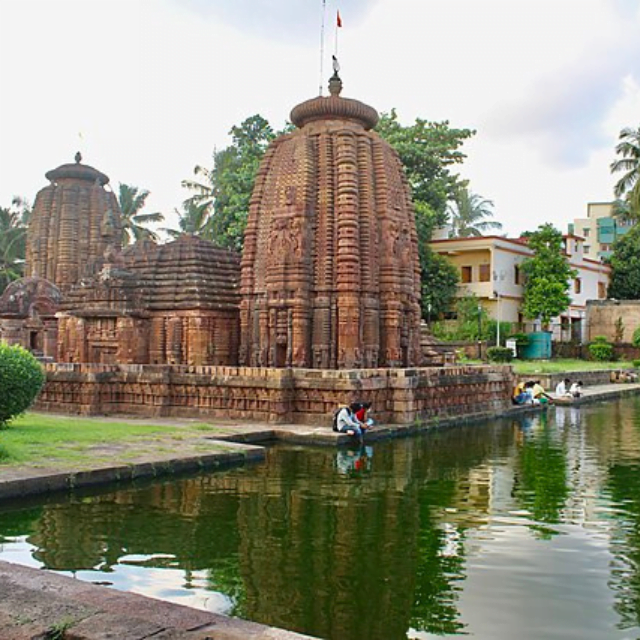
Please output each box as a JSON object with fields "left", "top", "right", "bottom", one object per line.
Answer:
{"left": 239, "top": 74, "right": 422, "bottom": 368}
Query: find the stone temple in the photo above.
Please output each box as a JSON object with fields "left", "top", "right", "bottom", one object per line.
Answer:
{"left": 240, "top": 74, "right": 422, "bottom": 370}
{"left": 0, "top": 74, "right": 512, "bottom": 424}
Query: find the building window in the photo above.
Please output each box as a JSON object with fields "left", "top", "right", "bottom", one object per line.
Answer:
{"left": 583, "top": 228, "right": 590, "bottom": 237}
{"left": 574, "top": 278, "right": 582, "bottom": 294}
{"left": 461, "top": 266, "right": 472, "bottom": 283}
{"left": 584, "top": 245, "right": 590, "bottom": 254}
{"left": 598, "top": 282, "right": 606, "bottom": 298}
{"left": 514, "top": 265, "right": 521, "bottom": 285}
{"left": 479, "top": 264, "right": 490, "bottom": 282}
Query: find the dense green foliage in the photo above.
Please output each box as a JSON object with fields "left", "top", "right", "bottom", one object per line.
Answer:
{"left": 180, "top": 110, "right": 474, "bottom": 318}
{"left": 487, "top": 346, "right": 513, "bottom": 363}
{"left": 589, "top": 336, "right": 614, "bottom": 361}
{"left": 422, "top": 250, "right": 459, "bottom": 319}
{"left": 632, "top": 327, "right": 640, "bottom": 348}
{"left": 610, "top": 125, "right": 640, "bottom": 220}
{"left": 446, "top": 187, "right": 502, "bottom": 238}
{"left": 608, "top": 225, "right": 640, "bottom": 299}
{"left": 0, "top": 198, "right": 30, "bottom": 290}
{"left": 521, "top": 224, "right": 576, "bottom": 328}
{"left": 376, "top": 112, "right": 474, "bottom": 317}
{"left": 117, "top": 184, "right": 164, "bottom": 246}
{"left": 432, "top": 295, "right": 489, "bottom": 341}
{"left": 0, "top": 344, "right": 45, "bottom": 427}
{"left": 181, "top": 115, "right": 276, "bottom": 250}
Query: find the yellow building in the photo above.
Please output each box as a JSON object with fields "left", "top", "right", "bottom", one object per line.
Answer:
{"left": 430, "top": 235, "right": 610, "bottom": 341}
{"left": 570, "top": 202, "right": 635, "bottom": 260}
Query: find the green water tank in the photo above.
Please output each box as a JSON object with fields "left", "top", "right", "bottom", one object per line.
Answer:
{"left": 520, "top": 331, "right": 552, "bottom": 360}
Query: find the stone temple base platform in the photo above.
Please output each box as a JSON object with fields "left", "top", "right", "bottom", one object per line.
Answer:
{"left": 36, "top": 363, "right": 514, "bottom": 425}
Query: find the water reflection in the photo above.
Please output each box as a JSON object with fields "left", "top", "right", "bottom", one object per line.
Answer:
{"left": 2, "top": 398, "right": 640, "bottom": 639}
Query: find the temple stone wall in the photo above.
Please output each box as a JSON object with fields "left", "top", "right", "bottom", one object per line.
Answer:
{"left": 34, "top": 363, "right": 514, "bottom": 425}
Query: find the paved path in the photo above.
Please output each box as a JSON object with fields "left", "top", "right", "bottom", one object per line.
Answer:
{"left": 0, "top": 560, "right": 317, "bottom": 640}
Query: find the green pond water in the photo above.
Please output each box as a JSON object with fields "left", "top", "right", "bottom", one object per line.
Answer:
{"left": 2, "top": 398, "right": 640, "bottom": 639}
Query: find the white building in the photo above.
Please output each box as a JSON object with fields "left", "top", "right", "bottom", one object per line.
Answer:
{"left": 430, "top": 234, "right": 610, "bottom": 342}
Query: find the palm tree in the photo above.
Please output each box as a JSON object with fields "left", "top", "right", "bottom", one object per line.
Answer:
{"left": 447, "top": 188, "right": 502, "bottom": 238}
{"left": 162, "top": 202, "right": 212, "bottom": 240}
{"left": 117, "top": 184, "right": 165, "bottom": 246}
{"left": 0, "top": 204, "right": 28, "bottom": 291}
{"left": 610, "top": 125, "right": 640, "bottom": 220}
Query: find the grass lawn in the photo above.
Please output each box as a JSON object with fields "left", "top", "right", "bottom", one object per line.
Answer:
{"left": 511, "top": 359, "right": 633, "bottom": 375}
{"left": 0, "top": 413, "right": 224, "bottom": 467}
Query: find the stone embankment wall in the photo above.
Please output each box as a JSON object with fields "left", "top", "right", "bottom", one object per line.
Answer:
{"left": 35, "top": 363, "right": 514, "bottom": 425}
{"left": 515, "top": 369, "right": 635, "bottom": 389}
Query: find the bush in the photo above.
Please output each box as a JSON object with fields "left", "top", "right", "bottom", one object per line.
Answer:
{"left": 632, "top": 327, "right": 640, "bottom": 348}
{"left": 592, "top": 335, "right": 609, "bottom": 344}
{"left": 0, "top": 343, "right": 46, "bottom": 427}
{"left": 487, "top": 346, "right": 514, "bottom": 363}
{"left": 508, "top": 333, "right": 530, "bottom": 347}
{"left": 588, "top": 340, "right": 614, "bottom": 362}
{"left": 633, "top": 359, "right": 640, "bottom": 368}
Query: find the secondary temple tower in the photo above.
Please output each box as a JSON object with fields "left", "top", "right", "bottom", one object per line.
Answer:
{"left": 239, "top": 74, "right": 422, "bottom": 369}
{"left": 25, "top": 153, "right": 122, "bottom": 292}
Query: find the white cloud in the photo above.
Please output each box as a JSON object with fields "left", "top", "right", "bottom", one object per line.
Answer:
{"left": 0, "top": 0, "right": 638, "bottom": 238}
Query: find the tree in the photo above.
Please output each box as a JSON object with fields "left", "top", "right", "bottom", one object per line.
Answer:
{"left": 610, "top": 125, "right": 640, "bottom": 220}
{"left": 163, "top": 202, "right": 212, "bottom": 239}
{"left": 520, "top": 224, "right": 576, "bottom": 329}
{"left": 0, "top": 197, "right": 31, "bottom": 291}
{"left": 117, "top": 184, "right": 164, "bottom": 246}
{"left": 607, "top": 224, "right": 640, "bottom": 299}
{"left": 376, "top": 110, "right": 475, "bottom": 235}
{"left": 421, "top": 250, "right": 459, "bottom": 320}
{"left": 181, "top": 115, "right": 275, "bottom": 250}
{"left": 376, "top": 111, "right": 474, "bottom": 318}
{"left": 181, "top": 111, "right": 474, "bottom": 318}
{"left": 446, "top": 188, "right": 502, "bottom": 237}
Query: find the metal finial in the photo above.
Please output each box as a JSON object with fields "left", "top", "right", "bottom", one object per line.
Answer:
{"left": 75, "top": 151, "right": 82, "bottom": 164}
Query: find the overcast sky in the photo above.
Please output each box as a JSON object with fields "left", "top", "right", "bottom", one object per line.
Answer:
{"left": 1, "top": 0, "right": 639, "bottom": 237}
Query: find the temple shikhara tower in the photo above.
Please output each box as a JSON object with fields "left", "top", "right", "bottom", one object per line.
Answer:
{"left": 26, "top": 153, "right": 122, "bottom": 292}
{"left": 240, "top": 73, "right": 422, "bottom": 369}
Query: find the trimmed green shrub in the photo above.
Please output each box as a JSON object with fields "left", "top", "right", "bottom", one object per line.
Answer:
{"left": 0, "top": 343, "right": 46, "bottom": 427}
{"left": 487, "top": 346, "right": 514, "bottom": 363}
{"left": 592, "top": 335, "right": 609, "bottom": 344}
{"left": 633, "top": 359, "right": 640, "bottom": 368}
{"left": 632, "top": 327, "right": 640, "bottom": 348}
{"left": 588, "top": 340, "right": 614, "bottom": 362}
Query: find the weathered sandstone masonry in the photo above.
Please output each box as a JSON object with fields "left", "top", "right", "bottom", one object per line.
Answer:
{"left": 35, "top": 363, "right": 513, "bottom": 424}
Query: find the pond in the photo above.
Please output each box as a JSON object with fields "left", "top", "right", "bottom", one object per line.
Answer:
{"left": 2, "top": 397, "right": 640, "bottom": 640}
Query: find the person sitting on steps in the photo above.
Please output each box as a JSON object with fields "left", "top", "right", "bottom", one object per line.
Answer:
{"left": 335, "top": 404, "right": 363, "bottom": 437}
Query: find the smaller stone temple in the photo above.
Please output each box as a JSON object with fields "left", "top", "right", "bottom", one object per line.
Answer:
{"left": 58, "top": 235, "right": 240, "bottom": 365}
{"left": 0, "top": 154, "right": 241, "bottom": 366}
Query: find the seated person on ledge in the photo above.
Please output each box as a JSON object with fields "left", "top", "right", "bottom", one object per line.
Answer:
{"left": 569, "top": 381, "right": 583, "bottom": 398}
{"left": 532, "top": 380, "right": 553, "bottom": 404}
{"left": 512, "top": 381, "right": 530, "bottom": 405}
{"left": 335, "top": 404, "right": 363, "bottom": 437}
{"left": 555, "top": 378, "right": 573, "bottom": 397}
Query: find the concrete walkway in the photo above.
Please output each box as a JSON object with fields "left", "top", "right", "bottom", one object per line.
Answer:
{"left": 0, "top": 560, "right": 317, "bottom": 640}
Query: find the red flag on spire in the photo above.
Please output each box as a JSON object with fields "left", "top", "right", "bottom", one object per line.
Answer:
{"left": 337, "top": 10, "right": 342, "bottom": 27}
